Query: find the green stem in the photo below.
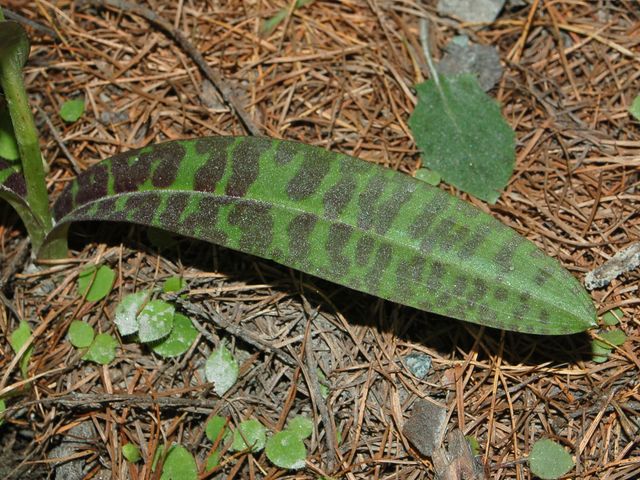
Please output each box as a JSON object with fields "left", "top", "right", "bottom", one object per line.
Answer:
{"left": 0, "top": 8, "right": 67, "bottom": 257}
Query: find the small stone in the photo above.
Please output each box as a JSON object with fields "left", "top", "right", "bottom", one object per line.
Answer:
{"left": 403, "top": 399, "right": 447, "bottom": 456}
{"left": 404, "top": 352, "right": 432, "bottom": 378}
{"left": 438, "top": 0, "right": 506, "bottom": 24}
{"left": 437, "top": 35, "right": 503, "bottom": 91}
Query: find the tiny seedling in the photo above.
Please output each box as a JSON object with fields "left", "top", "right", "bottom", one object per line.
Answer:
{"left": 68, "top": 320, "right": 95, "bottom": 348}
{"left": 77, "top": 265, "right": 115, "bottom": 302}
{"left": 59, "top": 98, "right": 85, "bottom": 123}
{"left": 205, "top": 344, "right": 239, "bottom": 396}
{"left": 82, "top": 333, "right": 117, "bottom": 365}
{"left": 9, "top": 320, "right": 33, "bottom": 378}
{"left": 230, "top": 418, "right": 267, "bottom": 452}
{"left": 528, "top": 438, "right": 574, "bottom": 480}
{"left": 122, "top": 443, "right": 141, "bottom": 463}
{"left": 159, "top": 444, "right": 197, "bottom": 480}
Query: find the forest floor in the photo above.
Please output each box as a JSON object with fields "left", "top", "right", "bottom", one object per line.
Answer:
{"left": 0, "top": 0, "right": 638, "bottom": 479}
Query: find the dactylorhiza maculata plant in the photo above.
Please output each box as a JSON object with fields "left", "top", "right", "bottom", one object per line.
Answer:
{"left": 0, "top": 14, "right": 596, "bottom": 335}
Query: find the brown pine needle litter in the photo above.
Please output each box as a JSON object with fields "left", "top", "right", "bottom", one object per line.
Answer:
{"left": 0, "top": 1, "right": 639, "bottom": 479}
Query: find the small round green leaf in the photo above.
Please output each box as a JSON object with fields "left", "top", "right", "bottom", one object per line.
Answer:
{"left": 529, "top": 438, "right": 574, "bottom": 480}
{"left": 114, "top": 291, "right": 148, "bottom": 336}
{"left": 83, "top": 333, "right": 117, "bottom": 365}
{"left": 287, "top": 416, "right": 313, "bottom": 440}
{"left": 415, "top": 167, "right": 441, "bottom": 186}
{"left": 68, "top": 320, "right": 95, "bottom": 348}
{"left": 599, "top": 329, "right": 627, "bottom": 347}
{"left": 9, "top": 320, "right": 33, "bottom": 378}
{"left": 205, "top": 344, "right": 239, "bottom": 396}
{"left": 162, "top": 276, "right": 186, "bottom": 293}
{"left": 78, "top": 265, "right": 115, "bottom": 302}
{"left": 60, "top": 98, "right": 85, "bottom": 123}
{"left": 137, "top": 300, "right": 174, "bottom": 343}
{"left": 151, "top": 313, "right": 198, "bottom": 358}
{"left": 230, "top": 419, "right": 266, "bottom": 452}
{"left": 205, "top": 449, "right": 221, "bottom": 471}
{"left": 122, "top": 443, "right": 141, "bottom": 463}
{"left": 205, "top": 415, "right": 229, "bottom": 443}
{"left": 591, "top": 340, "right": 611, "bottom": 363}
{"left": 602, "top": 308, "right": 623, "bottom": 326}
{"left": 160, "top": 444, "right": 197, "bottom": 480}
{"left": 265, "top": 431, "right": 307, "bottom": 470}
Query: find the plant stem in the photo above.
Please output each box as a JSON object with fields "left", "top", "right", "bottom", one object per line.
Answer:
{"left": 0, "top": 8, "right": 67, "bottom": 257}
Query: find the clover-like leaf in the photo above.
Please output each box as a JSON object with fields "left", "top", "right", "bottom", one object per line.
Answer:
{"left": 122, "top": 443, "right": 142, "bottom": 463}
{"left": 205, "top": 344, "right": 239, "bottom": 396}
{"left": 230, "top": 418, "right": 266, "bottom": 453}
{"left": 114, "top": 291, "right": 148, "bottom": 336}
{"left": 287, "top": 416, "right": 313, "bottom": 440}
{"left": 205, "top": 415, "right": 230, "bottom": 443}
{"left": 529, "top": 438, "right": 574, "bottom": 480}
{"left": 9, "top": 320, "right": 33, "bottom": 378}
{"left": 599, "top": 329, "right": 627, "bottom": 347}
{"left": 602, "top": 308, "right": 623, "bottom": 326}
{"left": 68, "top": 320, "right": 95, "bottom": 348}
{"left": 265, "top": 430, "right": 307, "bottom": 470}
{"left": 83, "top": 333, "right": 117, "bottom": 365}
{"left": 151, "top": 313, "right": 198, "bottom": 358}
{"left": 59, "top": 98, "right": 85, "bottom": 123}
{"left": 78, "top": 265, "right": 115, "bottom": 302}
{"left": 162, "top": 276, "right": 186, "bottom": 293}
{"left": 160, "top": 444, "right": 197, "bottom": 480}
{"left": 137, "top": 300, "right": 174, "bottom": 343}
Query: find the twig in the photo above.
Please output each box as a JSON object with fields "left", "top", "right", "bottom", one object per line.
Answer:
{"left": 79, "top": 0, "right": 262, "bottom": 136}
{"left": 36, "top": 105, "right": 82, "bottom": 175}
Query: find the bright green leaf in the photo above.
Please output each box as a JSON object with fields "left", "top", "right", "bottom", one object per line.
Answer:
{"left": 0, "top": 398, "right": 6, "bottom": 426}
{"left": 122, "top": 443, "right": 142, "bottom": 463}
{"left": 287, "top": 416, "right": 313, "bottom": 440}
{"left": 59, "top": 98, "right": 85, "bottom": 123}
{"left": 68, "top": 320, "right": 95, "bottom": 348}
{"left": 529, "top": 438, "right": 574, "bottom": 480}
{"left": 137, "top": 300, "right": 174, "bottom": 343}
{"left": 83, "top": 333, "right": 117, "bottom": 365}
{"left": 602, "top": 308, "right": 623, "bottom": 326}
{"left": 78, "top": 265, "right": 115, "bottom": 302}
{"left": 151, "top": 313, "right": 198, "bottom": 357}
{"left": 409, "top": 74, "right": 515, "bottom": 203}
{"left": 205, "top": 344, "right": 239, "bottom": 396}
{"left": 160, "top": 444, "right": 197, "bottom": 480}
{"left": 114, "top": 291, "right": 148, "bottom": 336}
{"left": 230, "top": 418, "right": 266, "bottom": 452}
{"left": 152, "top": 444, "right": 165, "bottom": 472}
{"left": 205, "top": 449, "right": 221, "bottom": 471}
{"left": 162, "top": 276, "right": 186, "bottom": 293}
{"left": 415, "top": 167, "right": 441, "bottom": 186}
{"left": 205, "top": 415, "right": 229, "bottom": 443}
{"left": 629, "top": 95, "right": 640, "bottom": 121}
{"left": 265, "top": 430, "right": 307, "bottom": 470}
{"left": 0, "top": 107, "right": 19, "bottom": 161}
{"left": 9, "top": 320, "right": 33, "bottom": 378}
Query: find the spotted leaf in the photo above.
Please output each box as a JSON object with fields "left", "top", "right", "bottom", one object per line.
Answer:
{"left": 48, "top": 137, "right": 596, "bottom": 334}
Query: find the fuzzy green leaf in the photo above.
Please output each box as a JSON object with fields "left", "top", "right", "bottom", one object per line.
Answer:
{"left": 265, "top": 431, "right": 307, "bottom": 470}
{"left": 151, "top": 312, "right": 197, "bottom": 357}
{"left": 9, "top": 320, "right": 33, "bottom": 378}
{"left": 49, "top": 137, "right": 596, "bottom": 335}
{"left": 83, "top": 333, "right": 117, "bottom": 365}
{"left": 68, "top": 320, "right": 95, "bottom": 348}
{"left": 114, "top": 291, "right": 148, "bottom": 336}
{"left": 137, "top": 299, "right": 174, "bottom": 343}
{"left": 59, "top": 98, "right": 85, "bottom": 123}
{"left": 230, "top": 418, "right": 266, "bottom": 452}
{"left": 205, "top": 344, "right": 239, "bottom": 396}
{"left": 160, "top": 445, "right": 197, "bottom": 480}
{"left": 78, "top": 265, "right": 115, "bottom": 302}
{"left": 409, "top": 74, "right": 515, "bottom": 203}
{"left": 122, "top": 443, "right": 142, "bottom": 463}
{"left": 287, "top": 416, "right": 313, "bottom": 440}
{"left": 529, "top": 438, "right": 574, "bottom": 480}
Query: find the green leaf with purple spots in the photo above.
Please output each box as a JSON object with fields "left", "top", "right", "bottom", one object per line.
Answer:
{"left": 48, "top": 136, "right": 596, "bottom": 335}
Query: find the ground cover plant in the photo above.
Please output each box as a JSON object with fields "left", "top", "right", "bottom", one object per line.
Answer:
{"left": 0, "top": 1, "right": 638, "bottom": 479}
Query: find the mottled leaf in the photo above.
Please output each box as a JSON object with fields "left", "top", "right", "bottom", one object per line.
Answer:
{"left": 409, "top": 74, "right": 515, "bottom": 203}
{"left": 114, "top": 291, "right": 148, "bottom": 336}
{"left": 287, "top": 416, "right": 313, "bottom": 440}
{"left": 49, "top": 137, "right": 596, "bottom": 335}
{"left": 205, "top": 343, "right": 238, "bottom": 396}
{"left": 137, "top": 299, "right": 174, "bottom": 343}
{"left": 151, "top": 312, "right": 197, "bottom": 357}
{"left": 265, "top": 431, "right": 306, "bottom": 470}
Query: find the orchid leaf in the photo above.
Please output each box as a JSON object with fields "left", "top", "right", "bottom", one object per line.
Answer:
{"left": 48, "top": 136, "right": 596, "bottom": 335}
